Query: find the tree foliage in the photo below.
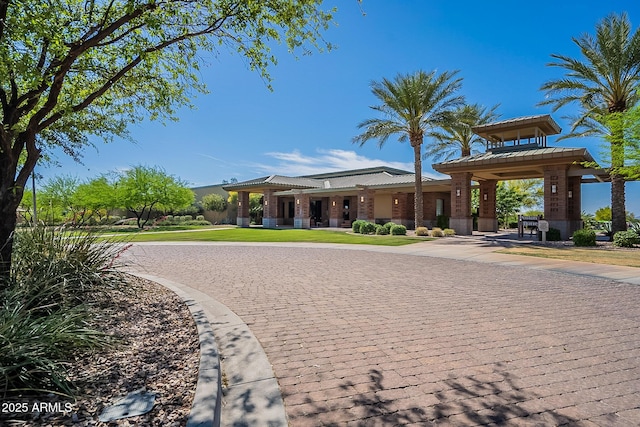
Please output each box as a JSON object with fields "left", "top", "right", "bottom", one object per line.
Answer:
{"left": 115, "top": 165, "right": 194, "bottom": 228}
{"left": 539, "top": 12, "right": 640, "bottom": 234}
{"left": 496, "top": 182, "right": 526, "bottom": 229}
{"left": 0, "top": 0, "right": 335, "bottom": 277}
{"left": 353, "top": 70, "right": 464, "bottom": 228}
{"left": 424, "top": 103, "right": 500, "bottom": 160}
{"left": 202, "top": 193, "right": 227, "bottom": 212}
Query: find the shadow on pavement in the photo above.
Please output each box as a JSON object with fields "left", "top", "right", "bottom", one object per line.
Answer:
{"left": 291, "top": 364, "right": 580, "bottom": 426}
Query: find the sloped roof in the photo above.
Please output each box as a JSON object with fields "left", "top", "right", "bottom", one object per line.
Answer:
{"left": 472, "top": 114, "right": 562, "bottom": 142}
{"left": 222, "top": 167, "right": 435, "bottom": 193}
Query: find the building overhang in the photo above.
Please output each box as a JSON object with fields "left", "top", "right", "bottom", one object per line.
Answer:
{"left": 433, "top": 147, "right": 607, "bottom": 182}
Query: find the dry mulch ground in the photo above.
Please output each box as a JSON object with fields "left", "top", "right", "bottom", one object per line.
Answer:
{"left": 1, "top": 276, "right": 199, "bottom": 426}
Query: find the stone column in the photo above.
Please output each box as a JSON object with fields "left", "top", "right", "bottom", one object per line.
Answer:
{"left": 391, "top": 192, "right": 412, "bottom": 228}
{"left": 237, "top": 191, "right": 250, "bottom": 227}
{"left": 294, "top": 193, "right": 311, "bottom": 229}
{"left": 544, "top": 165, "right": 571, "bottom": 239}
{"left": 357, "top": 188, "right": 375, "bottom": 222}
{"left": 262, "top": 189, "right": 277, "bottom": 228}
{"left": 449, "top": 172, "right": 473, "bottom": 235}
{"left": 329, "top": 195, "right": 342, "bottom": 227}
{"left": 478, "top": 180, "right": 498, "bottom": 232}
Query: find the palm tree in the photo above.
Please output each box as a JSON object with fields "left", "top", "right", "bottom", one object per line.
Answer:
{"left": 353, "top": 70, "right": 463, "bottom": 228}
{"left": 539, "top": 12, "right": 640, "bottom": 234}
{"left": 424, "top": 103, "right": 500, "bottom": 160}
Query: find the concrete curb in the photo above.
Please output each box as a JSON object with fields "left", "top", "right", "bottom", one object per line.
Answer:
{"left": 131, "top": 273, "right": 222, "bottom": 427}
{"left": 130, "top": 272, "right": 288, "bottom": 427}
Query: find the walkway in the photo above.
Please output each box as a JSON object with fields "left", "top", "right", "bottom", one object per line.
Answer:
{"left": 127, "top": 238, "right": 640, "bottom": 426}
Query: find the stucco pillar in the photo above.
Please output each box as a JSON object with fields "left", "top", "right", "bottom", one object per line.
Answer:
{"left": 294, "top": 193, "right": 311, "bottom": 229}
{"left": 237, "top": 191, "right": 250, "bottom": 227}
{"left": 357, "top": 188, "right": 375, "bottom": 222}
{"left": 262, "top": 189, "right": 278, "bottom": 228}
{"left": 478, "top": 180, "right": 498, "bottom": 232}
{"left": 391, "top": 192, "right": 412, "bottom": 228}
{"left": 449, "top": 172, "right": 473, "bottom": 235}
{"left": 544, "top": 165, "right": 572, "bottom": 239}
{"left": 329, "top": 195, "right": 342, "bottom": 227}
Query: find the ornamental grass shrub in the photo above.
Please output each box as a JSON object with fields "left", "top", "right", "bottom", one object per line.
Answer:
{"left": 390, "top": 224, "right": 407, "bottom": 235}
{"left": 443, "top": 228, "right": 456, "bottom": 236}
{"left": 430, "top": 227, "right": 444, "bottom": 237}
{"left": 1, "top": 227, "right": 127, "bottom": 395}
{"left": 415, "top": 227, "right": 429, "bottom": 236}
{"left": 613, "top": 230, "right": 639, "bottom": 248}
{"left": 572, "top": 229, "right": 596, "bottom": 247}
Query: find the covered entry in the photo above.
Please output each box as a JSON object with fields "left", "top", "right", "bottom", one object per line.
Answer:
{"left": 433, "top": 115, "right": 609, "bottom": 239}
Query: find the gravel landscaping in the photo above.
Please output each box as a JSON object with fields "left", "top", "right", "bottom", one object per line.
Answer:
{"left": 1, "top": 276, "right": 199, "bottom": 427}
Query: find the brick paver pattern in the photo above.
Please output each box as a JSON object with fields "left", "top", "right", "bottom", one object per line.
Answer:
{"left": 130, "top": 245, "right": 640, "bottom": 426}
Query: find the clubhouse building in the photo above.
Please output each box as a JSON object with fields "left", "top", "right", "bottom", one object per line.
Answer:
{"left": 222, "top": 115, "right": 609, "bottom": 239}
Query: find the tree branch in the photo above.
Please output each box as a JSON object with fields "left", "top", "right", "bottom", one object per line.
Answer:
{"left": 38, "top": 16, "right": 228, "bottom": 130}
{"left": 0, "top": 0, "right": 9, "bottom": 42}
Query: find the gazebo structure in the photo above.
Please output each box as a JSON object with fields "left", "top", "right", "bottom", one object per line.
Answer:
{"left": 433, "top": 114, "right": 608, "bottom": 238}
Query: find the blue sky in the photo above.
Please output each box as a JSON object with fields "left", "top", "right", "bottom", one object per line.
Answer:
{"left": 39, "top": 0, "right": 640, "bottom": 215}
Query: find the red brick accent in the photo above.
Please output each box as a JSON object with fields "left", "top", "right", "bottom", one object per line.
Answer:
{"left": 237, "top": 191, "right": 250, "bottom": 227}
{"left": 479, "top": 180, "right": 497, "bottom": 220}
{"left": 450, "top": 173, "right": 473, "bottom": 219}
{"left": 543, "top": 166, "right": 568, "bottom": 220}
{"left": 357, "top": 188, "right": 374, "bottom": 221}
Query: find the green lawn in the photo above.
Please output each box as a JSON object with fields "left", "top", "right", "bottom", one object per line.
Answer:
{"left": 123, "top": 227, "right": 426, "bottom": 246}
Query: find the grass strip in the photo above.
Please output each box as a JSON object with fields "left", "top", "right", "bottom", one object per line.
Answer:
{"left": 124, "top": 227, "right": 426, "bottom": 246}
{"left": 496, "top": 246, "right": 640, "bottom": 268}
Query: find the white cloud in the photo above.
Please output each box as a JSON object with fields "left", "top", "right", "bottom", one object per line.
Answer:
{"left": 253, "top": 148, "right": 444, "bottom": 179}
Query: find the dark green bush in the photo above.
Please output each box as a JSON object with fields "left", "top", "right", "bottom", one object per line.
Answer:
{"left": 360, "top": 222, "right": 377, "bottom": 234}
{"left": 390, "top": 224, "right": 407, "bottom": 235}
{"left": 352, "top": 219, "right": 367, "bottom": 233}
{"left": 545, "top": 227, "right": 562, "bottom": 241}
{"left": 613, "top": 230, "right": 639, "bottom": 248}
{"left": 383, "top": 221, "right": 397, "bottom": 233}
{"left": 572, "top": 229, "right": 596, "bottom": 247}
{"left": 375, "top": 224, "right": 388, "bottom": 235}
{"left": 436, "top": 215, "right": 449, "bottom": 229}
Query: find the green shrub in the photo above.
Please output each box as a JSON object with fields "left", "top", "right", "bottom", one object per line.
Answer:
{"left": 1, "top": 227, "right": 126, "bottom": 394}
{"left": 431, "top": 227, "right": 444, "bottom": 237}
{"left": 390, "top": 224, "right": 407, "bottom": 235}
{"left": 360, "top": 221, "right": 377, "bottom": 234}
{"left": 383, "top": 222, "right": 397, "bottom": 233}
{"left": 415, "top": 227, "right": 429, "bottom": 236}
{"left": 443, "top": 228, "right": 456, "bottom": 237}
{"left": 166, "top": 215, "right": 174, "bottom": 222}
{"left": 613, "top": 230, "right": 639, "bottom": 248}
{"left": 352, "top": 219, "right": 367, "bottom": 233}
{"left": 375, "top": 224, "right": 388, "bottom": 235}
{"left": 196, "top": 215, "right": 205, "bottom": 221}
{"left": 572, "top": 229, "right": 596, "bottom": 247}
{"left": 546, "top": 227, "right": 562, "bottom": 241}
{"left": 436, "top": 215, "right": 449, "bottom": 229}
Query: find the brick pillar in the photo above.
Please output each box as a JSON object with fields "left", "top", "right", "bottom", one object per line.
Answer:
{"left": 262, "top": 189, "right": 278, "bottom": 228}
{"left": 357, "top": 188, "right": 375, "bottom": 222}
{"left": 237, "top": 191, "right": 250, "bottom": 227}
{"left": 392, "top": 192, "right": 412, "bottom": 228}
{"left": 329, "top": 196, "right": 341, "bottom": 227}
{"left": 449, "top": 172, "right": 473, "bottom": 235}
{"left": 544, "top": 165, "right": 571, "bottom": 239}
{"left": 478, "top": 180, "right": 498, "bottom": 232}
{"left": 294, "top": 193, "right": 310, "bottom": 229}
{"left": 568, "top": 176, "right": 583, "bottom": 235}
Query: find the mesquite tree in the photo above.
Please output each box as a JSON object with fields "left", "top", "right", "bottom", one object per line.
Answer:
{"left": 0, "top": 0, "right": 334, "bottom": 280}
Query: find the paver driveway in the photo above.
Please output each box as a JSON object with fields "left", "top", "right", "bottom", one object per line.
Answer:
{"left": 128, "top": 242, "right": 640, "bottom": 426}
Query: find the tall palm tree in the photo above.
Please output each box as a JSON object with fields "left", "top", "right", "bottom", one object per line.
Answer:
{"left": 424, "top": 103, "right": 500, "bottom": 161}
{"left": 539, "top": 12, "right": 640, "bottom": 234}
{"left": 353, "top": 70, "right": 463, "bottom": 228}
